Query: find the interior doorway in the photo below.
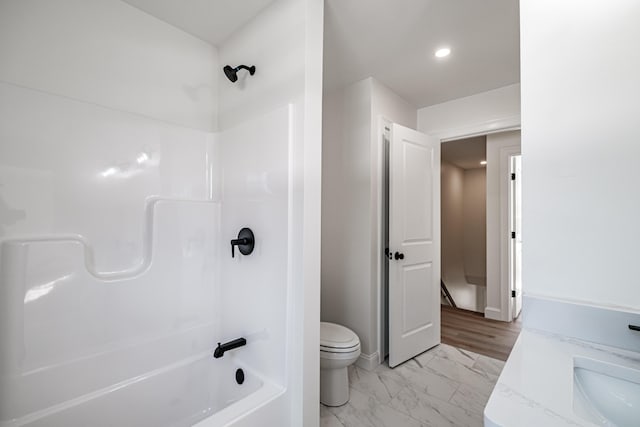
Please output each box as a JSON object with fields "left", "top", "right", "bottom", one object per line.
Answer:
{"left": 439, "top": 131, "right": 523, "bottom": 361}
{"left": 379, "top": 124, "right": 524, "bottom": 366}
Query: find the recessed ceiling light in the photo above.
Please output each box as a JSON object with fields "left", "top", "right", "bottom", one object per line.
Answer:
{"left": 480, "top": 160, "right": 487, "bottom": 165}
{"left": 435, "top": 47, "right": 451, "bottom": 58}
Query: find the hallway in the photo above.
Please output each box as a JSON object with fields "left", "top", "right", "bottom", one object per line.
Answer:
{"left": 441, "top": 306, "right": 521, "bottom": 361}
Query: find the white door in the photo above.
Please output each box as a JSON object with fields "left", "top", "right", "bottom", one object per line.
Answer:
{"left": 388, "top": 123, "right": 440, "bottom": 368}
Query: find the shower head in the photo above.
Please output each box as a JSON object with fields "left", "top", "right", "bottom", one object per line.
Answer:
{"left": 223, "top": 64, "right": 256, "bottom": 83}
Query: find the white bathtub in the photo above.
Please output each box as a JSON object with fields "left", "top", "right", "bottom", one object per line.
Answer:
{"left": 0, "top": 352, "right": 284, "bottom": 427}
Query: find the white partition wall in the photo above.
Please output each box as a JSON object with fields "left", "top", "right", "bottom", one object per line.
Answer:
{"left": 521, "top": 0, "right": 640, "bottom": 311}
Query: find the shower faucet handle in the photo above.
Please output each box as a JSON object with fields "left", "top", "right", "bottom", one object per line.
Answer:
{"left": 231, "top": 228, "right": 255, "bottom": 258}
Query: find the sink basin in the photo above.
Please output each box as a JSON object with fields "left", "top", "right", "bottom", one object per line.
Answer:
{"left": 573, "top": 356, "right": 640, "bottom": 426}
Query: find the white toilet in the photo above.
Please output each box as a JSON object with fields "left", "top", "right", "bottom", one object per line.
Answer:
{"left": 319, "top": 322, "right": 361, "bottom": 406}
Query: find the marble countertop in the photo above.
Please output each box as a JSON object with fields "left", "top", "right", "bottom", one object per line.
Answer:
{"left": 484, "top": 328, "right": 640, "bottom": 427}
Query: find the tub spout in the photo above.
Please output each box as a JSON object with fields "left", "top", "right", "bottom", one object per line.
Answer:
{"left": 214, "top": 337, "right": 247, "bottom": 358}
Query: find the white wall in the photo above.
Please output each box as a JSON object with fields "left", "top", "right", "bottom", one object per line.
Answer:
{"left": 521, "top": 0, "right": 640, "bottom": 310}
{"left": 417, "top": 84, "right": 520, "bottom": 139}
{"left": 440, "top": 162, "right": 486, "bottom": 312}
{"left": 321, "top": 79, "right": 373, "bottom": 356}
{"left": 300, "top": 1, "right": 324, "bottom": 424}
{"left": 371, "top": 78, "right": 417, "bottom": 129}
{"left": 321, "top": 77, "right": 416, "bottom": 364}
{"left": 485, "top": 131, "right": 520, "bottom": 321}
{"left": 463, "top": 168, "right": 487, "bottom": 285}
{"left": 0, "top": 0, "right": 218, "bottom": 131}
{"left": 441, "top": 161, "right": 465, "bottom": 286}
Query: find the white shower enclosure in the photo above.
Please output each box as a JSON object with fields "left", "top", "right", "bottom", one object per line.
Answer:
{"left": 0, "top": 1, "right": 323, "bottom": 426}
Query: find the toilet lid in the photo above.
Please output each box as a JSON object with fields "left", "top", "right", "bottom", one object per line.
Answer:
{"left": 320, "top": 322, "right": 360, "bottom": 350}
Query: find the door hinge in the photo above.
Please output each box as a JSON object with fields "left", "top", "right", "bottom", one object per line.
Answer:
{"left": 511, "top": 231, "right": 516, "bottom": 239}
{"left": 511, "top": 173, "right": 516, "bottom": 181}
{"left": 511, "top": 290, "right": 516, "bottom": 298}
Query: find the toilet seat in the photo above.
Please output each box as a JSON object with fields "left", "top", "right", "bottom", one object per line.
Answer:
{"left": 320, "top": 322, "right": 360, "bottom": 354}
{"left": 320, "top": 343, "right": 360, "bottom": 355}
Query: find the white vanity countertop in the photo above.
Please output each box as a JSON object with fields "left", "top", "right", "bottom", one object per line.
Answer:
{"left": 484, "top": 328, "right": 640, "bottom": 427}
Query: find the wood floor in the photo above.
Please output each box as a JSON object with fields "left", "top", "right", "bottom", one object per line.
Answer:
{"left": 440, "top": 305, "right": 521, "bottom": 361}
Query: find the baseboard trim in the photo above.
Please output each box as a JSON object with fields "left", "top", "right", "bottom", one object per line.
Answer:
{"left": 356, "top": 352, "right": 379, "bottom": 371}
{"left": 484, "top": 306, "right": 503, "bottom": 321}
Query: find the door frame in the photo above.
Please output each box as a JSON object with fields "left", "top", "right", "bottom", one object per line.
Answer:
{"left": 375, "top": 116, "right": 521, "bottom": 365}
{"left": 509, "top": 154, "right": 523, "bottom": 320}
{"left": 376, "top": 117, "right": 392, "bottom": 364}
{"left": 493, "top": 142, "right": 522, "bottom": 322}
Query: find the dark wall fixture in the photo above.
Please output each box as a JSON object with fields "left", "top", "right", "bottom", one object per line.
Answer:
{"left": 223, "top": 64, "right": 256, "bottom": 83}
{"left": 231, "top": 227, "right": 255, "bottom": 257}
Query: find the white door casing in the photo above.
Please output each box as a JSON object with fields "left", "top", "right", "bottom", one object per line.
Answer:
{"left": 388, "top": 123, "right": 440, "bottom": 367}
{"left": 510, "top": 155, "right": 523, "bottom": 319}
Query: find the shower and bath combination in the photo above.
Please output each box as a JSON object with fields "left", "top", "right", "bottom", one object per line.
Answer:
{"left": 223, "top": 64, "right": 256, "bottom": 82}
{"left": 1, "top": 0, "right": 312, "bottom": 424}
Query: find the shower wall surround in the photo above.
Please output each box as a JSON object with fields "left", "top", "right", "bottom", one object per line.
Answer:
{"left": 0, "top": 0, "right": 322, "bottom": 425}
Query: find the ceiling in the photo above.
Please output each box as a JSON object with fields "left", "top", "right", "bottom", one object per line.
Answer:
{"left": 121, "top": 0, "right": 519, "bottom": 107}
{"left": 442, "top": 136, "right": 486, "bottom": 170}
{"left": 324, "top": 0, "right": 520, "bottom": 107}
{"left": 121, "top": 0, "right": 275, "bottom": 46}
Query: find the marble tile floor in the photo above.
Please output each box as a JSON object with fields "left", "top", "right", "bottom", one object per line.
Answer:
{"left": 320, "top": 343, "right": 505, "bottom": 427}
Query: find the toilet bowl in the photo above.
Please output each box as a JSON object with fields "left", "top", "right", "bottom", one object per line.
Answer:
{"left": 320, "top": 322, "right": 361, "bottom": 406}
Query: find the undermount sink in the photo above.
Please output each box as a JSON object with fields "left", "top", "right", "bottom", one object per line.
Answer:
{"left": 573, "top": 356, "right": 640, "bottom": 426}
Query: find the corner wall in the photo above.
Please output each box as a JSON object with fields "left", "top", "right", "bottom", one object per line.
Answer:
{"left": 0, "top": 0, "right": 218, "bottom": 131}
